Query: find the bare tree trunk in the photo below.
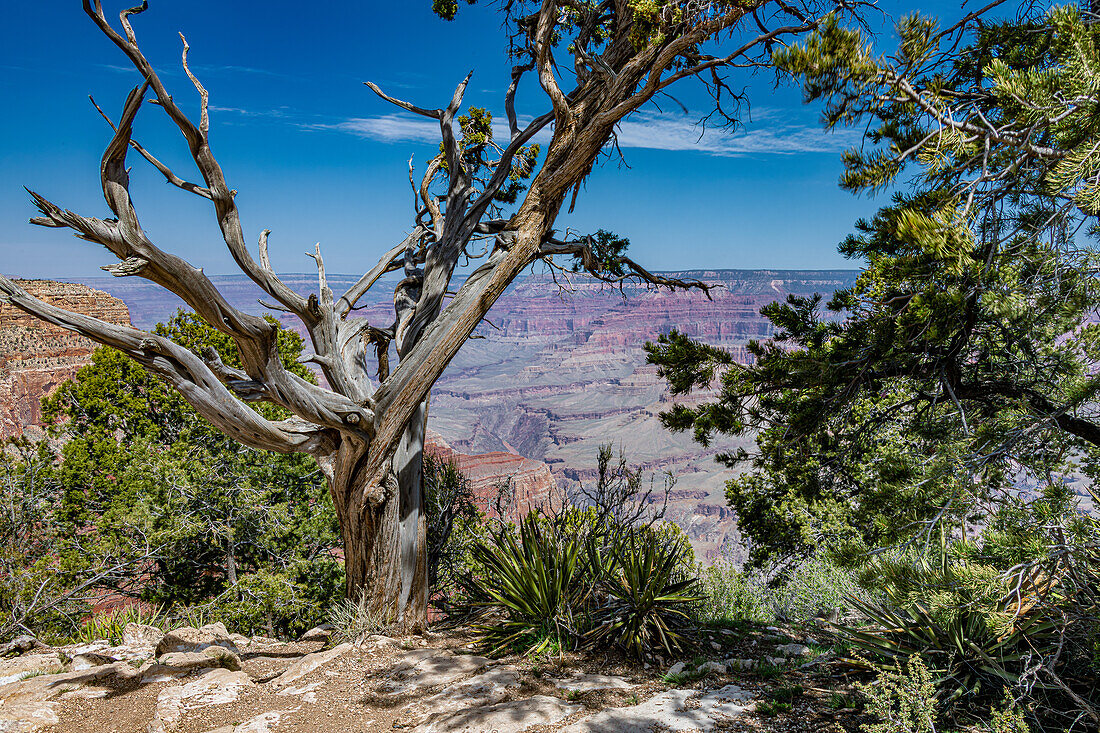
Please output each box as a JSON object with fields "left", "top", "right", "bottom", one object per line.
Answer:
{"left": 326, "top": 412, "right": 428, "bottom": 632}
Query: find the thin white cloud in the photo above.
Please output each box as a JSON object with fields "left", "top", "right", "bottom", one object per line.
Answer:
{"left": 322, "top": 114, "right": 443, "bottom": 144}
{"left": 319, "top": 110, "right": 856, "bottom": 156}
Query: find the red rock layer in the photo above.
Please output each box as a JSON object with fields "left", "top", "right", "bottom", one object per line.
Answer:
{"left": 425, "top": 429, "right": 557, "bottom": 522}
{"left": 0, "top": 280, "right": 131, "bottom": 438}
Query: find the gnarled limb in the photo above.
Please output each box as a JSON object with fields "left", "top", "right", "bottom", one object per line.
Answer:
{"left": 0, "top": 275, "right": 337, "bottom": 456}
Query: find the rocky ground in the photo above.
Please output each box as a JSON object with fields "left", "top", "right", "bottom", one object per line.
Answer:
{"left": 0, "top": 622, "right": 870, "bottom": 733}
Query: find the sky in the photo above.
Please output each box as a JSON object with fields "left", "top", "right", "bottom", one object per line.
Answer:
{"left": 0, "top": 0, "right": 991, "bottom": 279}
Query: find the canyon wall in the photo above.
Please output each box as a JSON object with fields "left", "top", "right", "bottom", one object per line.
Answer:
{"left": 71, "top": 269, "right": 856, "bottom": 562}
{"left": 0, "top": 280, "right": 131, "bottom": 439}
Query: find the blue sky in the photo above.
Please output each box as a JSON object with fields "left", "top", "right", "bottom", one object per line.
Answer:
{"left": 0, "top": 1, "right": 989, "bottom": 279}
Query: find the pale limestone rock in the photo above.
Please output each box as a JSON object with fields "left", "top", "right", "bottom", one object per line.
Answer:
{"left": 724, "top": 658, "right": 757, "bottom": 671}
{"left": 666, "top": 662, "right": 686, "bottom": 676}
{"left": 272, "top": 643, "right": 352, "bottom": 687}
{"left": 205, "top": 710, "right": 290, "bottom": 732}
{"left": 562, "top": 684, "right": 754, "bottom": 733}
{"left": 552, "top": 672, "right": 636, "bottom": 692}
{"left": 413, "top": 695, "right": 581, "bottom": 733}
{"left": 155, "top": 627, "right": 239, "bottom": 657}
{"left": 229, "top": 634, "right": 252, "bottom": 648}
{"left": 375, "top": 651, "right": 488, "bottom": 696}
{"left": 775, "top": 643, "right": 811, "bottom": 657}
{"left": 149, "top": 667, "right": 254, "bottom": 733}
{"left": 140, "top": 665, "right": 192, "bottom": 684}
{"left": 297, "top": 624, "right": 334, "bottom": 643}
{"left": 276, "top": 680, "right": 322, "bottom": 704}
{"left": 69, "top": 653, "right": 116, "bottom": 672}
{"left": 0, "top": 653, "right": 64, "bottom": 687}
{"left": 359, "top": 634, "right": 399, "bottom": 651}
{"left": 158, "top": 646, "right": 242, "bottom": 673}
{"left": 0, "top": 636, "right": 38, "bottom": 658}
{"left": 0, "top": 664, "right": 125, "bottom": 732}
{"left": 404, "top": 666, "right": 522, "bottom": 723}
{"left": 700, "top": 661, "right": 727, "bottom": 675}
{"left": 122, "top": 622, "right": 165, "bottom": 648}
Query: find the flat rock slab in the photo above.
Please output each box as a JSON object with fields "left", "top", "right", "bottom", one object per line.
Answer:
{"left": 0, "top": 653, "right": 65, "bottom": 687}
{"left": 0, "top": 664, "right": 126, "bottom": 732}
{"left": 156, "top": 626, "right": 240, "bottom": 657}
{"left": 150, "top": 667, "right": 255, "bottom": 733}
{"left": 552, "top": 672, "right": 636, "bottom": 692}
{"left": 562, "top": 684, "right": 754, "bottom": 733}
{"left": 403, "top": 665, "right": 522, "bottom": 724}
{"left": 376, "top": 651, "right": 489, "bottom": 695}
{"left": 413, "top": 695, "right": 581, "bottom": 733}
{"left": 205, "top": 710, "right": 291, "bottom": 733}
{"left": 272, "top": 643, "right": 352, "bottom": 687}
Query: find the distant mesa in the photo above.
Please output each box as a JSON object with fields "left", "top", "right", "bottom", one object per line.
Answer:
{"left": 0, "top": 280, "right": 131, "bottom": 439}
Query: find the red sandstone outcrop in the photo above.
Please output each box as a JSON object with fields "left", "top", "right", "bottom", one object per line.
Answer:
{"left": 0, "top": 280, "right": 131, "bottom": 438}
{"left": 425, "top": 429, "right": 557, "bottom": 521}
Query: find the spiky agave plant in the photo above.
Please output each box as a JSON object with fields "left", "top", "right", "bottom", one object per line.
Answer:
{"left": 463, "top": 513, "right": 586, "bottom": 655}
{"left": 833, "top": 533, "right": 1058, "bottom": 710}
{"left": 585, "top": 529, "right": 701, "bottom": 658}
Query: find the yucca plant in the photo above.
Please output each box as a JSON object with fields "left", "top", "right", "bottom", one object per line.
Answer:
{"left": 585, "top": 530, "right": 701, "bottom": 658}
{"left": 73, "top": 603, "right": 168, "bottom": 644}
{"left": 834, "top": 533, "right": 1059, "bottom": 711}
{"left": 463, "top": 513, "right": 585, "bottom": 655}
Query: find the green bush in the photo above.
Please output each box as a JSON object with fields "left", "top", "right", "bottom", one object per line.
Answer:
{"left": 460, "top": 507, "right": 700, "bottom": 658}
{"left": 857, "top": 654, "right": 939, "bottom": 733}
{"left": 586, "top": 530, "right": 700, "bottom": 658}
{"left": 697, "top": 560, "right": 774, "bottom": 625}
{"left": 697, "top": 554, "right": 862, "bottom": 627}
{"left": 201, "top": 561, "right": 343, "bottom": 639}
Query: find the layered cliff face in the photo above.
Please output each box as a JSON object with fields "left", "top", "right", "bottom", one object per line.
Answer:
{"left": 73, "top": 270, "right": 858, "bottom": 563}
{"left": 0, "top": 280, "right": 132, "bottom": 439}
{"left": 425, "top": 429, "right": 558, "bottom": 522}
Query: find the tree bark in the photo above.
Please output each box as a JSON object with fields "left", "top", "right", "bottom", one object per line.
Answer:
{"left": 326, "top": 408, "right": 428, "bottom": 632}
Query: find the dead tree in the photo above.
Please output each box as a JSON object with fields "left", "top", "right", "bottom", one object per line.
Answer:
{"left": 0, "top": 0, "right": 854, "bottom": 629}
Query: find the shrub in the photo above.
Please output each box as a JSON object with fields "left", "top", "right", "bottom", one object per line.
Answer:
{"left": 857, "top": 654, "right": 939, "bottom": 733}
{"left": 464, "top": 513, "right": 586, "bottom": 655}
{"left": 203, "top": 562, "right": 343, "bottom": 639}
{"left": 585, "top": 529, "right": 701, "bottom": 658}
{"left": 697, "top": 553, "right": 862, "bottom": 627}
{"left": 425, "top": 455, "right": 484, "bottom": 598}
{"left": 327, "top": 590, "right": 395, "bottom": 643}
{"left": 697, "top": 560, "right": 774, "bottom": 625}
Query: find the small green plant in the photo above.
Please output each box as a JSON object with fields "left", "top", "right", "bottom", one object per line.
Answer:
{"left": 662, "top": 668, "right": 705, "bottom": 685}
{"left": 327, "top": 591, "right": 395, "bottom": 644}
{"left": 565, "top": 689, "right": 582, "bottom": 701}
{"left": 857, "top": 654, "right": 938, "bottom": 733}
{"left": 827, "top": 691, "right": 860, "bottom": 710}
{"left": 758, "top": 684, "right": 803, "bottom": 716}
{"left": 755, "top": 661, "right": 784, "bottom": 679}
{"left": 18, "top": 666, "right": 65, "bottom": 681}
{"left": 72, "top": 604, "right": 167, "bottom": 644}
{"left": 757, "top": 699, "right": 791, "bottom": 716}
{"left": 770, "top": 685, "right": 804, "bottom": 702}
{"left": 626, "top": 694, "right": 639, "bottom": 706}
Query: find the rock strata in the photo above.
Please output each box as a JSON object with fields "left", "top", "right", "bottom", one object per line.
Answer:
{"left": 0, "top": 280, "right": 130, "bottom": 439}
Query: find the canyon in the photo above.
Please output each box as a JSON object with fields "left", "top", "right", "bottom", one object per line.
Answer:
{"left": 59, "top": 269, "right": 859, "bottom": 561}
{"left": 0, "top": 280, "right": 131, "bottom": 439}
